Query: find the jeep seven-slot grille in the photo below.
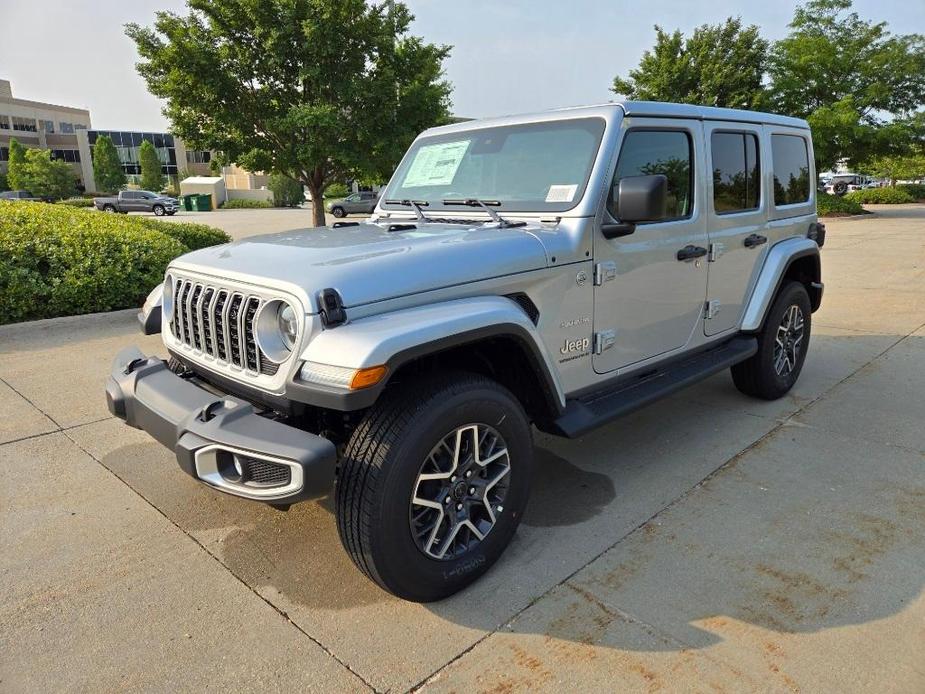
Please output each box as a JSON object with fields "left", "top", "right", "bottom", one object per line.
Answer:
{"left": 170, "top": 278, "right": 279, "bottom": 376}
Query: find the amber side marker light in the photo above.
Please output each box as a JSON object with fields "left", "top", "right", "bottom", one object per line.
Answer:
{"left": 350, "top": 365, "right": 388, "bottom": 390}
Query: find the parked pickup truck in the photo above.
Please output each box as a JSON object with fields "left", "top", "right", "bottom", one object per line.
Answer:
{"left": 109, "top": 101, "right": 824, "bottom": 602}
{"left": 94, "top": 190, "right": 179, "bottom": 216}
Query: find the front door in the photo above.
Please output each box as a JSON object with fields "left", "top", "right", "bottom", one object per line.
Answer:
{"left": 702, "top": 122, "right": 769, "bottom": 335}
{"left": 593, "top": 121, "right": 709, "bottom": 374}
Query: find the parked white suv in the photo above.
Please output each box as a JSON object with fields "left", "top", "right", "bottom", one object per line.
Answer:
{"left": 109, "top": 102, "right": 824, "bottom": 601}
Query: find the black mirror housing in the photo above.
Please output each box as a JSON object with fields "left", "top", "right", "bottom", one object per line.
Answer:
{"left": 616, "top": 174, "right": 668, "bottom": 223}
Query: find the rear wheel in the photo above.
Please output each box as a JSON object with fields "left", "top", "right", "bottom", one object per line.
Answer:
{"left": 335, "top": 373, "right": 533, "bottom": 602}
{"left": 732, "top": 281, "right": 811, "bottom": 400}
{"left": 103, "top": 204, "right": 116, "bottom": 213}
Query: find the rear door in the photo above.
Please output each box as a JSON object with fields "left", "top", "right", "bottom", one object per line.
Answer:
{"left": 592, "top": 120, "right": 709, "bottom": 373}
{"left": 702, "top": 122, "right": 768, "bottom": 335}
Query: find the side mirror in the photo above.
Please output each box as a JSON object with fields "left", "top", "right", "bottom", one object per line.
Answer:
{"left": 602, "top": 174, "right": 669, "bottom": 239}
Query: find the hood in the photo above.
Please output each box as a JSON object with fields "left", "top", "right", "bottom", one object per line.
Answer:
{"left": 172, "top": 222, "right": 550, "bottom": 311}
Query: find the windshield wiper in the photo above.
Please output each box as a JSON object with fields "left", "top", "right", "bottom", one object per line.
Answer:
{"left": 442, "top": 199, "right": 526, "bottom": 228}
{"left": 384, "top": 199, "right": 430, "bottom": 223}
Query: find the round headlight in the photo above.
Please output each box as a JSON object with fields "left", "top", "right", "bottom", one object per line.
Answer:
{"left": 162, "top": 274, "right": 175, "bottom": 320}
{"left": 278, "top": 303, "right": 298, "bottom": 350}
{"left": 255, "top": 300, "right": 300, "bottom": 364}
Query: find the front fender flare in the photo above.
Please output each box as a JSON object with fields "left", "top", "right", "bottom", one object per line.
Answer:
{"left": 289, "top": 296, "right": 565, "bottom": 412}
{"left": 741, "top": 237, "right": 820, "bottom": 332}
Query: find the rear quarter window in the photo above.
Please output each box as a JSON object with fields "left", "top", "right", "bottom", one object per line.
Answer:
{"left": 772, "top": 135, "right": 810, "bottom": 206}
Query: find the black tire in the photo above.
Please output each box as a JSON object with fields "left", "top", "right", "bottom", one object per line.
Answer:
{"left": 103, "top": 204, "right": 116, "bottom": 213}
{"left": 167, "top": 211, "right": 177, "bottom": 216}
{"left": 331, "top": 206, "right": 346, "bottom": 218}
{"left": 732, "top": 281, "right": 812, "bottom": 400}
{"left": 153, "top": 204, "right": 166, "bottom": 216}
{"left": 833, "top": 180, "right": 848, "bottom": 196}
{"left": 336, "top": 373, "right": 533, "bottom": 602}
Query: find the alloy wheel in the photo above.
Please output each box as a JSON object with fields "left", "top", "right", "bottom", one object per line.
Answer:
{"left": 774, "top": 304, "right": 805, "bottom": 377}
{"left": 409, "top": 424, "right": 511, "bottom": 560}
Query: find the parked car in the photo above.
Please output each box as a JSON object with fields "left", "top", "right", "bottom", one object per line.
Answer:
{"left": 326, "top": 191, "right": 379, "bottom": 217}
{"left": 93, "top": 190, "right": 179, "bottom": 216}
{"left": 823, "top": 174, "right": 872, "bottom": 196}
{"left": 109, "top": 102, "right": 824, "bottom": 602}
{"left": 0, "top": 190, "right": 43, "bottom": 202}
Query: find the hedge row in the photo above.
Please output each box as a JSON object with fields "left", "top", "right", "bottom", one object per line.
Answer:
{"left": 898, "top": 183, "right": 925, "bottom": 201}
{"left": 816, "top": 193, "right": 867, "bottom": 217}
{"left": 0, "top": 202, "right": 229, "bottom": 324}
{"left": 56, "top": 197, "right": 95, "bottom": 208}
{"left": 844, "top": 187, "right": 915, "bottom": 204}
{"left": 222, "top": 198, "right": 273, "bottom": 209}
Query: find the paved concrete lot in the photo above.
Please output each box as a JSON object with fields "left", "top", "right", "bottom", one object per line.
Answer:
{"left": 159, "top": 204, "right": 351, "bottom": 240}
{"left": 2, "top": 206, "right": 924, "bottom": 692}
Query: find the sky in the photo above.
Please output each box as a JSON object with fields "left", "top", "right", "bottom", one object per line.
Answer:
{"left": 1, "top": 0, "right": 923, "bottom": 131}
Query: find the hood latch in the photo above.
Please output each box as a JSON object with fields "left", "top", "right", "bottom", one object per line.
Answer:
{"left": 318, "top": 288, "right": 347, "bottom": 327}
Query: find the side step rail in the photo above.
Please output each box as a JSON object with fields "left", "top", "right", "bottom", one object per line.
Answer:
{"left": 547, "top": 336, "right": 758, "bottom": 438}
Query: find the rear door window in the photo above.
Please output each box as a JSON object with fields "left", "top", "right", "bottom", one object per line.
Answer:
{"left": 711, "top": 132, "right": 760, "bottom": 213}
{"left": 772, "top": 135, "right": 810, "bottom": 206}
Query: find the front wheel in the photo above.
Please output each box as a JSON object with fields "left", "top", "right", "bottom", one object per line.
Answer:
{"left": 732, "top": 281, "right": 811, "bottom": 400}
{"left": 335, "top": 373, "right": 533, "bottom": 602}
{"left": 331, "top": 206, "right": 346, "bottom": 218}
{"left": 152, "top": 204, "right": 165, "bottom": 216}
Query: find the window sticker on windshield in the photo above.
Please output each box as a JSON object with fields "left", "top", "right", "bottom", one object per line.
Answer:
{"left": 402, "top": 140, "right": 470, "bottom": 187}
{"left": 545, "top": 184, "right": 578, "bottom": 203}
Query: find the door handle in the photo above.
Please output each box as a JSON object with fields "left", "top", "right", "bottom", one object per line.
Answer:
{"left": 743, "top": 233, "right": 768, "bottom": 248}
{"left": 676, "top": 245, "right": 708, "bottom": 261}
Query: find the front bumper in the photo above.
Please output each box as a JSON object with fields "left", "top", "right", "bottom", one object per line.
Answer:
{"left": 105, "top": 347, "right": 337, "bottom": 503}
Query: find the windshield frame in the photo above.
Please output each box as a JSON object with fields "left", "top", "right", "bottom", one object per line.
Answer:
{"left": 380, "top": 116, "right": 607, "bottom": 215}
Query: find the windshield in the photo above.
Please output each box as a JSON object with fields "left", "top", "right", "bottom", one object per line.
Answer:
{"left": 382, "top": 117, "right": 606, "bottom": 213}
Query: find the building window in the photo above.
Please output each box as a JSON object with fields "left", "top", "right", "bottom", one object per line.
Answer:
{"left": 772, "top": 135, "right": 811, "bottom": 206}
{"left": 51, "top": 149, "right": 81, "bottom": 163}
{"left": 711, "top": 131, "right": 760, "bottom": 213}
{"left": 39, "top": 119, "right": 55, "bottom": 134}
{"left": 12, "top": 116, "right": 37, "bottom": 132}
{"left": 59, "top": 122, "right": 75, "bottom": 134}
{"left": 186, "top": 150, "right": 211, "bottom": 164}
{"left": 0, "top": 115, "right": 9, "bottom": 130}
{"left": 0, "top": 146, "right": 9, "bottom": 161}
{"left": 74, "top": 124, "right": 87, "bottom": 130}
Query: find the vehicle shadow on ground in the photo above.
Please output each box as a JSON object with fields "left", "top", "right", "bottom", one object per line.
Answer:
{"left": 98, "top": 334, "right": 925, "bottom": 658}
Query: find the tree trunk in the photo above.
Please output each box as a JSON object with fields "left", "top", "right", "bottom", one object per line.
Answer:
{"left": 307, "top": 172, "right": 326, "bottom": 227}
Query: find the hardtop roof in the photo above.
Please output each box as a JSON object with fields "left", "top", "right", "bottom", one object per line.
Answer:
{"left": 423, "top": 101, "right": 809, "bottom": 137}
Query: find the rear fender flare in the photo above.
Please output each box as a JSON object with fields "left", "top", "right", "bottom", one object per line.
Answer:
{"left": 741, "top": 237, "right": 820, "bottom": 332}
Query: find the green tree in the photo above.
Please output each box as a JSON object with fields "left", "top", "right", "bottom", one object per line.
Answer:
{"left": 126, "top": 0, "right": 452, "bottom": 227}
{"left": 19, "top": 149, "right": 76, "bottom": 200}
{"left": 612, "top": 18, "right": 769, "bottom": 109}
{"left": 268, "top": 173, "right": 304, "bottom": 207}
{"left": 7, "top": 138, "right": 27, "bottom": 190}
{"left": 868, "top": 153, "right": 925, "bottom": 185}
{"left": 139, "top": 139, "right": 165, "bottom": 191}
{"left": 92, "top": 134, "right": 126, "bottom": 193}
{"left": 769, "top": 0, "right": 925, "bottom": 170}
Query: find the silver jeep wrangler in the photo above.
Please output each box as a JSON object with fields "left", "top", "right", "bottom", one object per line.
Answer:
{"left": 108, "top": 102, "right": 824, "bottom": 602}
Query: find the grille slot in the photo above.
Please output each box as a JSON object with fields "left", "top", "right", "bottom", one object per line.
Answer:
{"left": 170, "top": 277, "right": 282, "bottom": 375}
